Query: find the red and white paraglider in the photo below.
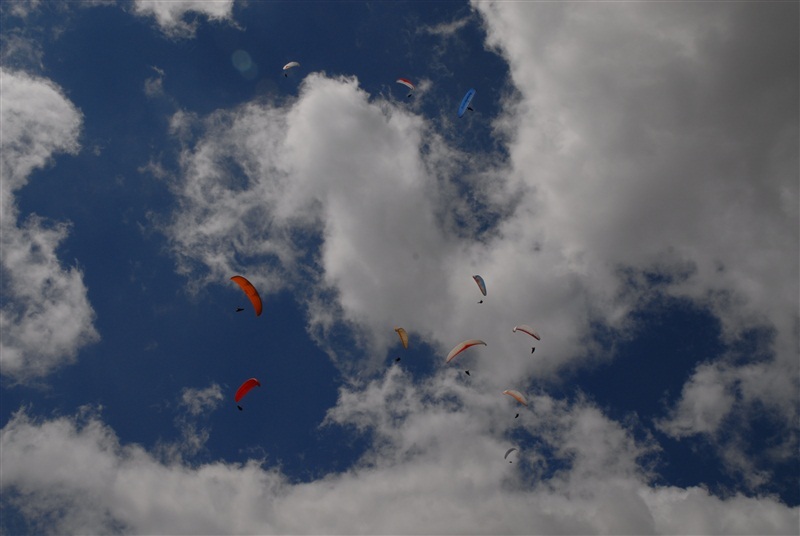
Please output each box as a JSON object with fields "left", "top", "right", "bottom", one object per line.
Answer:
{"left": 396, "top": 78, "right": 415, "bottom": 98}
{"left": 446, "top": 339, "right": 487, "bottom": 363}
{"left": 503, "top": 389, "right": 527, "bottom": 418}
{"left": 513, "top": 324, "right": 540, "bottom": 353}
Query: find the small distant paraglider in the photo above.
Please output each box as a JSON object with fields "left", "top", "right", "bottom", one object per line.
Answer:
{"left": 283, "top": 61, "right": 300, "bottom": 77}
{"left": 512, "top": 325, "right": 540, "bottom": 340}
{"left": 231, "top": 276, "right": 262, "bottom": 316}
{"left": 473, "top": 275, "right": 486, "bottom": 303}
{"left": 513, "top": 324, "right": 540, "bottom": 353}
{"left": 458, "top": 88, "right": 476, "bottom": 117}
{"left": 394, "top": 327, "right": 409, "bottom": 349}
{"left": 504, "top": 447, "right": 518, "bottom": 463}
{"left": 503, "top": 389, "right": 527, "bottom": 418}
{"left": 235, "top": 378, "right": 261, "bottom": 410}
{"left": 503, "top": 389, "right": 528, "bottom": 406}
{"left": 396, "top": 78, "right": 415, "bottom": 98}
{"left": 446, "top": 339, "right": 487, "bottom": 363}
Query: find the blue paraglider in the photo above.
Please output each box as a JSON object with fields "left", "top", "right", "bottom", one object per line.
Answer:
{"left": 458, "top": 88, "right": 476, "bottom": 117}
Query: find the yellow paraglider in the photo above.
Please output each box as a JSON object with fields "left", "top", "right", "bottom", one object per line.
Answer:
{"left": 394, "top": 327, "right": 409, "bottom": 349}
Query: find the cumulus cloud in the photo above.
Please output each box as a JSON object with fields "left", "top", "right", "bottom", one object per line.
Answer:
{"left": 0, "top": 68, "right": 99, "bottom": 382}
{"left": 2, "top": 372, "right": 798, "bottom": 535}
{"left": 132, "top": 0, "right": 236, "bottom": 38}
{"left": 165, "top": 73, "right": 484, "bottom": 370}
{"left": 154, "top": 0, "right": 798, "bottom": 525}
{"left": 473, "top": 0, "right": 798, "bottom": 486}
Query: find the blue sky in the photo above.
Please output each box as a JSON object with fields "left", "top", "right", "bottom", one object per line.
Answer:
{"left": 1, "top": 1, "right": 798, "bottom": 534}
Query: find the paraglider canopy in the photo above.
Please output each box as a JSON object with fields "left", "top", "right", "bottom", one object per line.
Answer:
{"left": 502, "top": 389, "right": 528, "bottom": 406}
{"left": 458, "top": 88, "right": 476, "bottom": 117}
{"left": 513, "top": 325, "right": 540, "bottom": 341}
{"left": 231, "top": 276, "right": 263, "bottom": 316}
{"left": 472, "top": 275, "right": 487, "bottom": 297}
{"left": 396, "top": 78, "right": 415, "bottom": 97}
{"left": 504, "top": 447, "right": 518, "bottom": 460}
{"left": 235, "top": 378, "right": 261, "bottom": 410}
{"left": 394, "top": 327, "right": 409, "bottom": 349}
{"left": 283, "top": 61, "right": 300, "bottom": 76}
{"left": 446, "top": 339, "right": 486, "bottom": 363}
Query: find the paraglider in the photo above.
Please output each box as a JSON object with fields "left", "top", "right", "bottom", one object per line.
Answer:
{"left": 504, "top": 390, "right": 526, "bottom": 420}
{"left": 446, "top": 339, "right": 486, "bottom": 363}
{"left": 512, "top": 325, "right": 540, "bottom": 341}
{"left": 394, "top": 327, "right": 409, "bottom": 349}
{"left": 503, "top": 389, "right": 528, "bottom": 407}
{"left": 473, "top": 275, "right": 486, "bottom": 303}
{"left": 396, "top": 78, "right": 415, "bottom": 98}
{"left": 458, "top": 88, "right": 476, "bottom": 117}
{"left": 231, "top": 276, "right": 263, "bottom": 316}
{"left": 283, "top": 61, "right": 300, "bottom": 77}
{"left": 235, "top": 378, "right": 261, "bottom": 410}
{"left": 513, "top": 324, "right": 540, "bottom": 353}
{"left": 504, "top": 447, "right": 518, "bottom": 463}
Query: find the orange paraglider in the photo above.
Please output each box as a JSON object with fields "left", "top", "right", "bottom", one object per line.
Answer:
{"left": 231, "top": 276, "right": 262, "bottom": 316}
{"left": 502, "top": 389, "right": 528, "bottom": 406}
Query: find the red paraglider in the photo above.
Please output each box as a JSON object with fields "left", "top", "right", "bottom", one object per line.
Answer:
{"left": 235, "top": 378, "right": 261, "bottom": 410}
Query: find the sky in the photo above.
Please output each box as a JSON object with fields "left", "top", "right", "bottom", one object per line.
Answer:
{"left": 0, "top": 1, "right": 798, "bottom": 534}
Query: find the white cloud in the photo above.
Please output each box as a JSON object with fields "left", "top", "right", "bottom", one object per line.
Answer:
{"left": 2, "top": 374, "right": 798, "bottom": 535}
{"left": 179, "top": 383, "right": 224, "bottom": 416}
{"left": 133, "top": 0, "right": 236, "bottom": 38}
{"left": 158, "top": 383, "right": 226, "bottom": 459}
{"left": 473, "top": 0, "right": 798, "bottom": 485}
{"left": 0, "top": 68, "right": 99, "bottom": 383}
{"left": 165, "top": 73, "right": 481, "bottom": 370}
{"left": 420, "top": 15, "right": 471, "bottom": 37}
{"left": 143, "top": 66, "right": 166, "bottom": 99}
{"left": 1, "top": 0, "right": 42, "bottom": 19}
{"left": 159, "top": 0, "right": 797, "bottom": 518}
{"left": 656, "top": 363, "right": 734, "bottom": 437}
